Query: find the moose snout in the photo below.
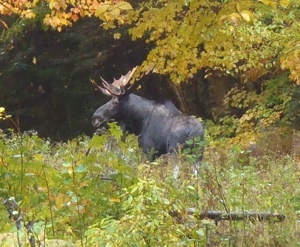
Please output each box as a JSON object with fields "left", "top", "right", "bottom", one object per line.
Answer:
{"left": 92, "top": 116, "right": 101, "bottom": 127}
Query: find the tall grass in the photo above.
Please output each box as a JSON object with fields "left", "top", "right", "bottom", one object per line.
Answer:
{"left": 0, "top": 126, "right": 299, "bottom": 246}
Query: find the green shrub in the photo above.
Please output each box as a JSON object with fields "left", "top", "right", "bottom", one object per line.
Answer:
{"left": 0, "top": 124, "right": 299, "bottom": 246}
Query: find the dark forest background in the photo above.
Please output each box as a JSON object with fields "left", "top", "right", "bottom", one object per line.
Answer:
{"left": 0, "top": 18, "right": 212, "bottom": 140}
{"left": 1, "top": 0, "right": 300, "bottom": 147}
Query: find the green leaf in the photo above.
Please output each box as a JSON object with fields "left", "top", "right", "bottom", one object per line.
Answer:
{"left": 62, "top": 162, "right": 71, "bottom": 167}
{"left": 108, "top": 122, "right": 123, "bottom": 140}
{"left": 186, "top": 185, "right": 195, "bottom": 191}
{"left": 196, "top": 229, "right": 205, "bottom": 236}
{"left": 75, "top": 164, "right": 87, "bottom": 173}
{"left": 194, "top": 136, "right": 201, "bottom": 142}
{"left": 185, "top": 139, "right": 193, "bottom": 145}
{"left": 89, "top": 135, "right": 107, "bottom": 148}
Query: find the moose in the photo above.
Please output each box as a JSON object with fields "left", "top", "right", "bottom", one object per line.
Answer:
{"left": 91, "top": 67, "right": 204, "bottom": 172}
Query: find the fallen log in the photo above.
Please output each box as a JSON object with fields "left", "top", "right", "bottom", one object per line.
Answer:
{"left": 170, "top": 209, "right": 286, "bottom": 225}
{"left": 198, "top": 211, "right": 286, "bottom": 224}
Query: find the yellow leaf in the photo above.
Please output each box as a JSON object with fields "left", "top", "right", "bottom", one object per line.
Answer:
{"left": 110, "top": 197, "right": 120, "bottom": 203}
{"left": 229, "top": 13, "right": 242, "bottom": 25}
{"left": 118, "top": 16, "right": 124, "bottom": 25}
{"left": 68, "top": 166, "right": 73, "bottom": 175}
{"left": 270, "top": 2, "right": 277, "bottom": 9}
{"left": 95, "top": 4, "right": 109, "bottom": 17}
{"left": 22, "top": 10, "right": 36, "bottom": 19}
{"left": 230, "top": 13, "right": 242, "bottom": 20}
{"left": 279, "top": 0, "right": 289, "bottom": 8}
{"left": 49, "top": 0, "right": 56, "bottom": 10}
{"left": 218, "top": 15, "right": 228, "bottom": 26}
{"left": 104, "top": 12, "right": 110, "bottom": 21}
{"left": 113, "top": 32, "right": 121, "bottom": 39}
{"left": 236, "top": 2, "right": 242, "bottom": 12}
{"left": 33, "top": 0, "right": 40, "bottom": 6}
{"left": 32, "top": 56, "right": 37, "bottom": 64}
{"left": 258, "top": 0, "right": 270, "bottom": 5}
{"left": 240, "top": 10, "right": 253, "bottom": 22}
{"left": 34, "top": 153, "right": 43, "bottom": 161}
{"left": 259, "top": 0, "right": 277, "bottom": 9}
{"left": 109, "top": 8, "right": 120, "bottom": 19}
{"left": 115, "top": 1, "right": 132, "bottom": 11}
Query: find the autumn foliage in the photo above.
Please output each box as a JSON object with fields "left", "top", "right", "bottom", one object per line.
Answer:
{"left": 1, "top": 0, "right": 300, "bottom": 141}
{"left": 0, "top": 0, "right": 132, "bottom": 31}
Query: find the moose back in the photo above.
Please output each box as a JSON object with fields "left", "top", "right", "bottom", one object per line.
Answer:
{"left": 91, "top": 67, "right": 205, "bottom": 161}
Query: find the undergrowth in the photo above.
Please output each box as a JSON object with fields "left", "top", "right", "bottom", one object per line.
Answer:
{"left": 0, "top": 123, "right": 299, "bottom": 246}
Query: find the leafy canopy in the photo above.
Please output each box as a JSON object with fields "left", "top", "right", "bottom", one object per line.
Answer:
{"left": 0, "top": 0, "right": 133, "bottom": 31}
{"left": 129, "top": 0, "right": 299, "bottom": 84}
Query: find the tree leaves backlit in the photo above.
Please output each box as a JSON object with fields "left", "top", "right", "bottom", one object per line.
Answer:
{"left": 0, "top": 0, "right": 133, "bottom": 31}
{"left": 129, "top": 0, "right": 298, "bottom": 85}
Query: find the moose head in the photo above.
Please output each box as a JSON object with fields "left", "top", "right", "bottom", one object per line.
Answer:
{"left": 91, "top": 67, "right": 138, "bottom": 129}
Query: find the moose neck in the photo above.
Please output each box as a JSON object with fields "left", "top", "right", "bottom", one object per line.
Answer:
{"left": 118, "top": 94, "right": 156, "bottom": 135}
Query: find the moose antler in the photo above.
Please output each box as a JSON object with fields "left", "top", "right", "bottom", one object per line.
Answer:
{"left": 91, "top": 66, "right": 155, "bottom": 97}
{"left": 90, "top": 79, "right": 112, "bottom": 96}
{"left": 110, "top": 66, "right": 137, "bottom": 89}
{"left": 91, "top": 66, "right": 138, "bottom": 97}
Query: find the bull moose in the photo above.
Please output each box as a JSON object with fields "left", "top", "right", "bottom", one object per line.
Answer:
{"left": 91, "top": 67, "right": 204, "bottom": 173}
